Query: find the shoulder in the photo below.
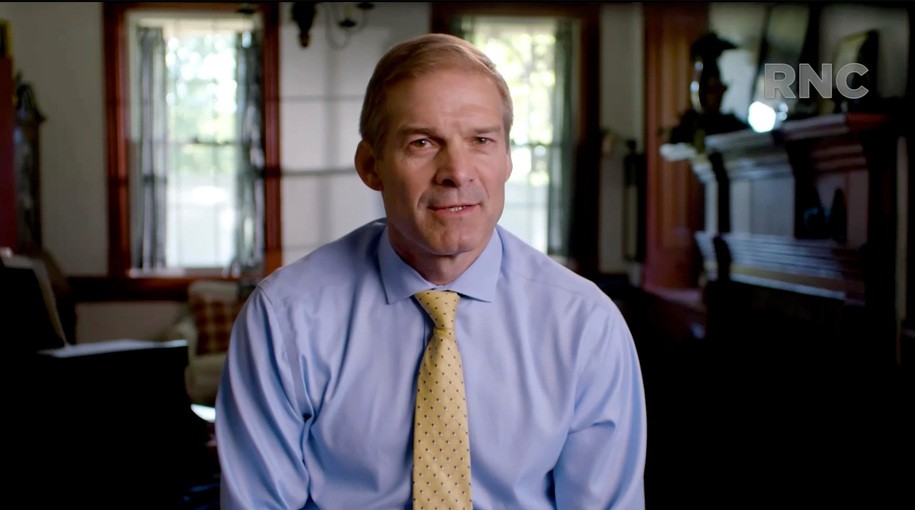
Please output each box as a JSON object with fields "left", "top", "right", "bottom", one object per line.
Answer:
{"left": 495, "top": 228, "right": 633, "bottom": 362}
{"left": 255, "top": 219, "right": 384, "bottom": 304}
{"left": 497, "top": 226, "right": 616, "bottom": 312}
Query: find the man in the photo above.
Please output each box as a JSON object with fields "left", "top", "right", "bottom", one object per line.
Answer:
{"left": 216, "top": 33, "right": 647, "bottom": 509}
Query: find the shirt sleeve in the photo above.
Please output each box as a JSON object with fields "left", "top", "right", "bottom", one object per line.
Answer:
{"left": 216, "top": 287, "right": 314, "bottom": 509}
{"left": 553, "top": 304, "right": 648, "bottom": 509}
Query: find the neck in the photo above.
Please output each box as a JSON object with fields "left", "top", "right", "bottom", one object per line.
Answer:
{"left": 401, "top": 249, "right": 481, "bottom": 286}
{"left": 392, "top": 234, "right": 492, "bottom": 286}
{"left": 414, "top": 258, "right": 473, "bottom": 286}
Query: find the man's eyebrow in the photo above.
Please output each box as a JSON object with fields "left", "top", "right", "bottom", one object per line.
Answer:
{"left": 471, "top": 126, "right": 503, "bottom": 136}
{"left": 395, "top": 125, "right": 504, "bottom": 140}
{"left": 396, "top": 126, "right": 437, "bottom": 138}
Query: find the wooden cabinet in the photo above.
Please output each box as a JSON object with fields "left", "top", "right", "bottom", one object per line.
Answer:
{"left": 692, "top": 113, "right": 904, "bottom": 368}
{"left": 0, "top": 57, "right": 46, "bottom": 255}
{"left": 0, "top": 55, "right": 15, "bottom": 250}
{"left": 11, "top": 73, "right": 45, "bottom": 253}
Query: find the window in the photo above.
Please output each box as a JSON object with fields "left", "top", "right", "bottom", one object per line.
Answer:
{"left": 100, "top": 3, "right": 280, "bottom": 299}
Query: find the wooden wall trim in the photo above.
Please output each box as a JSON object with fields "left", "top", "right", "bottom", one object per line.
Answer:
{"left": 69, "top": 276, "right": 193, "bottom": 302}
{"left": 103, "top": 3, "right": 130, "bottom": 278}
{"left": 261, "top": 2, "right": 282, "bottom": 274}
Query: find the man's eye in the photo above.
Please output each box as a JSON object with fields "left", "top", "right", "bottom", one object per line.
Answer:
{"left": 474, "top": 137, "right": 493, "bottom": 145}
{"left": 409, "top": 138, "right": 431, "bottom": 148}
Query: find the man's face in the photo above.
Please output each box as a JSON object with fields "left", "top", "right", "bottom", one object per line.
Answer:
{"left": 356, "top": 69, "right": 512, "bottom": 271}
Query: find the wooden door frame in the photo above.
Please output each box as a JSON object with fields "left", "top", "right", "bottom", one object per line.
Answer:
{"left": 642, "top": 3, "right": 709, "bottom": 290}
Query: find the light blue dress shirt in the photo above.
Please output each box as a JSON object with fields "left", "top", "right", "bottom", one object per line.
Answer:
{"left": 216, "top": 219, "right": 647, "bottom": 509}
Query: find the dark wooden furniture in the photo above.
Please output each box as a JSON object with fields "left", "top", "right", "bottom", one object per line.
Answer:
{"left": 0, "top": 65, "right": 46, "bottom": 254}
{"left": 675, "top": 112, "right": 913, "bottom": 507}
{"left": 693, "top": 113, "right": 902, "bottom": 369}
{"left": 13, "top": 340, "right": 219, "bottom": 509}
{"left": 4, "top": 248, "right": 218, "bottom": 507}
{"left": 902, "top": 6, "right": 915, "bottom": 374}
{"left": 0, "top": 53, "right": 16, "bottom": 249}
{"left": 12, "top": 73, "right": 46, "bottom": 253}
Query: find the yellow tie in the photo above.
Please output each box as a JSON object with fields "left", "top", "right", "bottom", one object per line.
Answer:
{"left": 412, "top": 290, "right": 472, "bottom": 509}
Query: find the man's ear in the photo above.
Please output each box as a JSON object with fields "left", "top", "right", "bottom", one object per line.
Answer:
{"left": 355, "top": 140, "right": 383, "bottom": 191}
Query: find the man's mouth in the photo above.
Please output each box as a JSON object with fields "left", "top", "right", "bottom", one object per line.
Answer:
{"left": 432, "top": 204, "right": 473, "bottom": 212}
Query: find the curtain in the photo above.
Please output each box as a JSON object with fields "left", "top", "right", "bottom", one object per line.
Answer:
{"left": 231, "top": 28, "right": 266, "bottom": 278}
{"left": 547, "top": 21, "right": 575, "bottom": 259}
{"left": 134, "top": 26, "right": 168, "bottom": 270}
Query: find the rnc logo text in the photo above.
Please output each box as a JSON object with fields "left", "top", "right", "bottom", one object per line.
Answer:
{"left": 764, "top": 63, "right": 869, "bottom": 100}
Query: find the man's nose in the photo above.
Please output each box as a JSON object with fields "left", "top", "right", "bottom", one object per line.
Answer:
{"left": 434, "top": 145, "right": 475, "bottom": 187}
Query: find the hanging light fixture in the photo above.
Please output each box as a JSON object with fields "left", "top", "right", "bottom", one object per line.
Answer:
{"left": 236, "top": 3, "right": 257, "bottom": 15}
{"left": 291, "top": 2, "right": 374, "bottom": 49}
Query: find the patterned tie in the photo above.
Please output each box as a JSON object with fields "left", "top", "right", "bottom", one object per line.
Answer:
{"left": 412, "top": 290, "right": 472, "bottom": 509}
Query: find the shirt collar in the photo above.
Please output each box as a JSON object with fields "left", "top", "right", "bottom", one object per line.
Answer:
{"left": 379, "top": 225, "right": 502, "bottom": 304}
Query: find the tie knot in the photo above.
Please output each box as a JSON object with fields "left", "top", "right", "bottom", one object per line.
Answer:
{"left": 414, "top": 290, "right": 459, "bottom": 330}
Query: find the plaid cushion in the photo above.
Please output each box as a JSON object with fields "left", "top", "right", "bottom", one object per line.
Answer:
{"left": 189, "top": 295, "right": 242, "bottom": 355}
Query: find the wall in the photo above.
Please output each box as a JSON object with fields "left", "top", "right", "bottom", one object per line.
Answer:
{"left": 1, "top": 2, "right": 107, "bottom": 276}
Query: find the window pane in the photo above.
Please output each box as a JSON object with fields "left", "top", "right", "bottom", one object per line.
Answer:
{"left": 167, "top": 143, "right": 239, "bottom": 268}
{"left": 167, "top": 32, "right": 238, "bottom": 143}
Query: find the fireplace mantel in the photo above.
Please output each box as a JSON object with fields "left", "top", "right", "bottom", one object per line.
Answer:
{"left": 690, "top": 112, "right": 902, "bottom": 366}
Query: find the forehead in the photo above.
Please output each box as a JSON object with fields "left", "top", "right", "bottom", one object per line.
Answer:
{"left": 384, "top": 69, "right": 503, "bottom": 120}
